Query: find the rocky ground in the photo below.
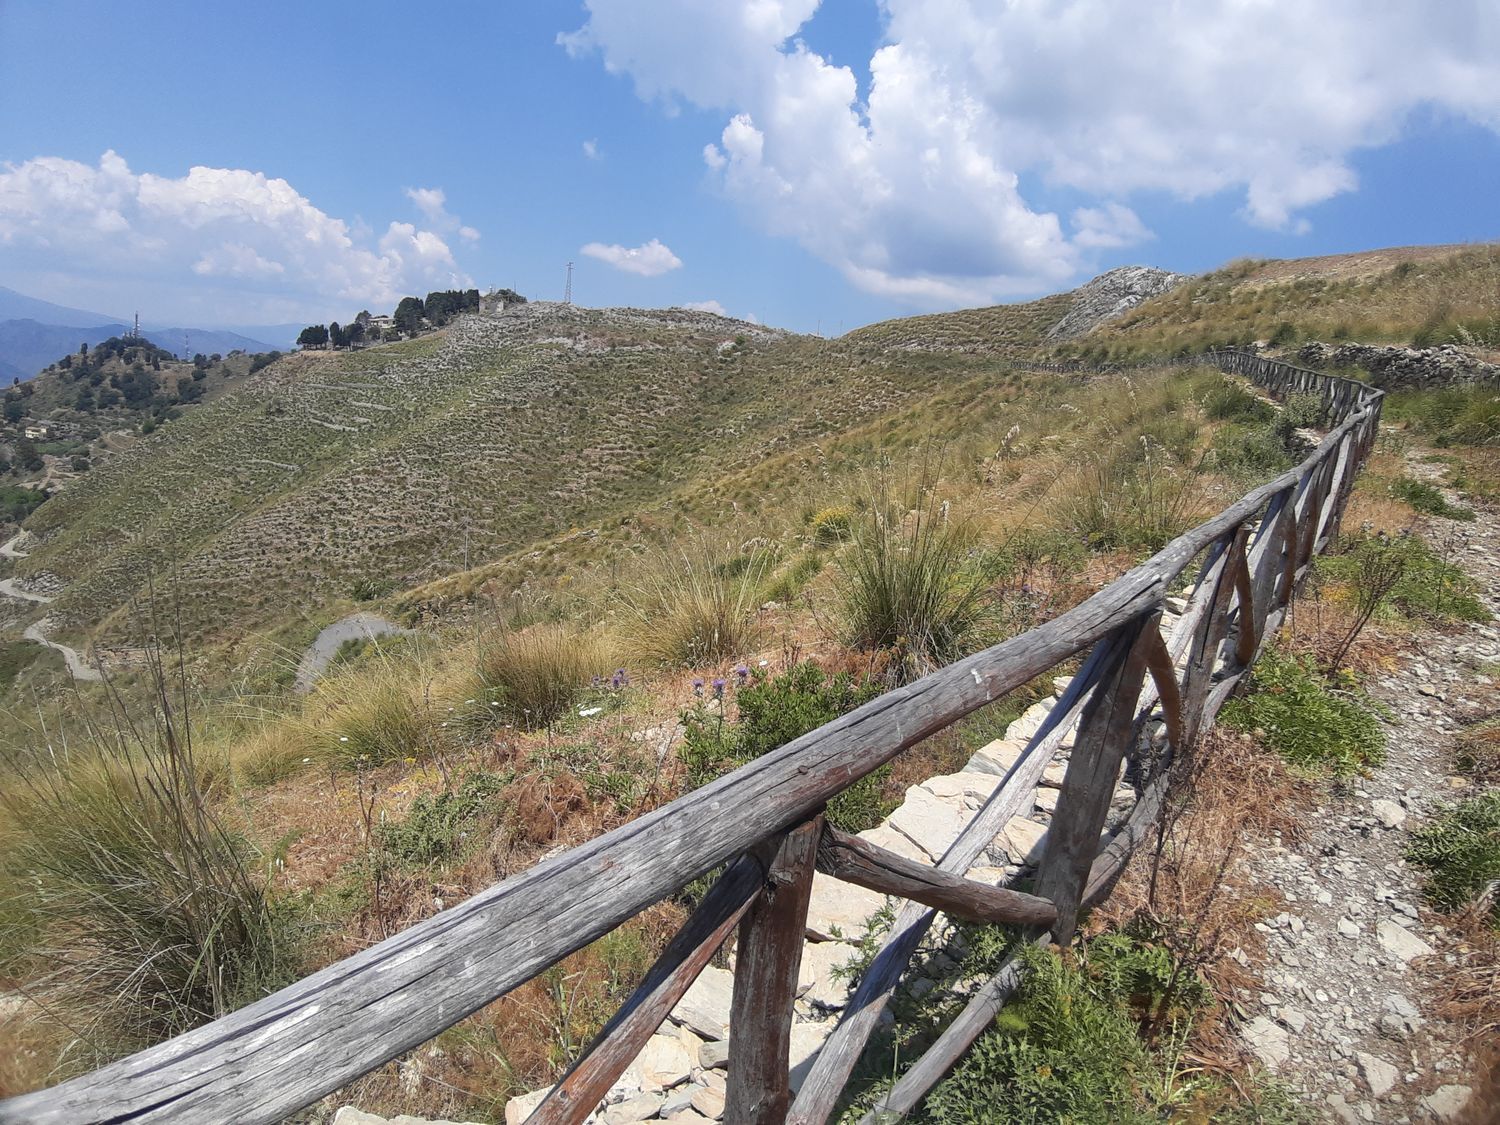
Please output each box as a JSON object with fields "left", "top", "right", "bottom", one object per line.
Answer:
{"left": 1235, "top": 453, "right": 1497, "bottom": 1123}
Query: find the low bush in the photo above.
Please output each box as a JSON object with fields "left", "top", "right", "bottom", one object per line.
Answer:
{"left": 807, "top": 505, "right": 854, "bottom": 546}
{"left": 1317, "top": 532, "right": 1489, "bottom": 625}
{"left": 1405, "top": 792, "right": 1500, "bottom": 927}
{"left": 472, "top": 623, "right": 608, "bottom": 729}
{"left": 1058, "top": 437, "right": 1208, "bottom": 552}
{"left": 1202, "top": 380, "right": 1275, "bottom": 425}
{"left": 914, "top": 927, "right": 1306, "bottom": 1124}
{"left": 1221, "top": 647, "right": 1384, "bottom": 775}
{"left": 679, "top": 661, "right": 887, "bottom": 831}
{"left": 837, "top": 486, "right": 988, "bottom": 679}
{"left": 1385, "top": 386, "right": 1500, "bottom": 447}
{"left": 377, "top": 772, "right": 507, "bottom": 868}
{"left": 622, "top": 540, "right": 768, "bottom": 667}
{"left": 1388, "top": 476, "right": 1475, "bottom": 521}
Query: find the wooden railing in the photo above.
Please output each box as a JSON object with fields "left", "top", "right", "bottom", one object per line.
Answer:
{"left": 0, "top": 352, "right": 1383, "bottom": 1125}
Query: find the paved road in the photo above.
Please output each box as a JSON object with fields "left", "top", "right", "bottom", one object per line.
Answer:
{"left": 295, "top": 611, "right": 415, "bottom": 692}
{"left": 0, "top": 577, "right": 53, "bottom": 604}
{"left": 23, "top": 619, "right": 103, "bottom": 682}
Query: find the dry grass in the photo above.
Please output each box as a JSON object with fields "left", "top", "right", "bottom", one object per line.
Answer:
{"left": 620, "top": 537, "right": 771, "bottom": 668}
{"left": 1088, "top": 728, "right": 1310, "bottom": 1068}
{"left": 469, "top": 623, "right": 611, "bottom": 729}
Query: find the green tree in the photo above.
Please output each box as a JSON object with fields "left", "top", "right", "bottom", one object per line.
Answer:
{"left": 329, "top": 321, "right": 349, "bottom": 349}
{"left": 393, "top": 296, "right": 425, "bottom": 335}
{"left": 297, "top": 324, "right": 329, "bottom": 349}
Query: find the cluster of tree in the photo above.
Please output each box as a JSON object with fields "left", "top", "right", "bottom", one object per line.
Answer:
{"left": 299, "top": 289, "right": 489, "bottom": 351}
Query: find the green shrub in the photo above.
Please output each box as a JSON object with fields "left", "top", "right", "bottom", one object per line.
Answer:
{"left": 622, "top": 539, "right": 769, "bottom": 667}
{"left": 1221, "top": 647, "right": 1384, "bottom": 774}
{"left": 1210, "top": 421, "right": 1297, "bottom": 478}
{"left": 309, "top": 662, "right": 430, "bottom": 766}
{"left": 1385, "top": 386, "right": 1500, "bottom": 447}
{"left": 1388, "top": 476, "right": 1475, "bottom": 521}
{"left": 1281, "top": 392, "right": 1328, "bottom": 429}
{"left": 1060, "top": 438, "right": 1208, "bottom": 551}
{"left": 378, "top": 772, "right": 507, "bottom": 867}
{"left": 1318, "top": 532, "right": 1489, "bottom": 625}
{"left": 0, "top": 713, "right": 300, "bottom": 1058}
{"left": 472, "top": 623, "right": 607, "bottom": 729}
{"left": 1202, "top": 380, "right": 1275, "bottom": 425}
{"left": 679, "top": 661, "right": 887, "bottom": 832}
{"left": 1404, "top": 793, "right": 1500, "bottom": 927}
{"left": 838, "top": 487, "right": 988, "bottom": 679}
{"left": 924, "top": 943, "right": 1151, "bottom": 1123}
{"left": 808, "top": 505, "right": 854, "bottom": 545}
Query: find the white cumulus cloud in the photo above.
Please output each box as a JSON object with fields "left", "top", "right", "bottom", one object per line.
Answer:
{"left": 582, "top": 139, "right": 602, "bottom": 160}
{"left": 680, "top": 299, "right": 728, "bottom": 316}
{"left": 563, "top": 0, "right": 1500, "bottom": 307}
{"left": 0, "top": 150, "right": 475, "bottom": 321}
{"left": 580, "top": 237, "right": 683, "bottom": 277}
{"left": 404, "top": 185, "right": 480, "bottom": 242}
{"left": 1071, "top": 204, "right": 1153, "bottom": 251}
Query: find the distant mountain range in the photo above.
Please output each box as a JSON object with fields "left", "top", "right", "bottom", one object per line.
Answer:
{"left": 0, "top": 285, "right": 300, "bottom": 380}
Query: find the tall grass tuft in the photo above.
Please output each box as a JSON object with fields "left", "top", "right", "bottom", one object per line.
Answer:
{"left": 1058, "top": 436, "right": 1207, "bottom": 552}
{"left": 0, "top": 651, "right": 298, "bottom": 1061}
{"left": 836, "top": 476, "right": 987, "bottom": 681}
{"left": 305, "top": 651, "right": 432, "bottom": 766}
{"left": 472, "top": 623, "right": 608, "bottom": 729}
{"left": 621, "top": 538, "right": 769, "bottom": 667}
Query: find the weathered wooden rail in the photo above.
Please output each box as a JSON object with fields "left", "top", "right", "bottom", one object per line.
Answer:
{"left": 0, "top": 351, "right": 1383, "bottom": 1125}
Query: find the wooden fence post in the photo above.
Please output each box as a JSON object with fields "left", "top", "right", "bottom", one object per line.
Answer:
{"left": 724, "top": 816, "right": 822, "bottom": 1124}
{"left": 1034, "top": 612, "right": 1158, "bottom": 943}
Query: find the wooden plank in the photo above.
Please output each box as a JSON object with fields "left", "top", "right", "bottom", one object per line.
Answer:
{"left": 1035, "top": 612, "right": 1158, "bottom": 942}
{"left": 1142, "top": 624, "right": 1183, "bottom": 753}
{"left": 532, "top": 856, "right": 764, "bottom": 1124}
{"left": 815, "top": 825, "right": 1057, "bottom": 927}
{"left": 1232, "top": 535, "right": 1258, "bottom": 668}
{"left": 725, "top": 817, "right": 821, "bottom": 1125}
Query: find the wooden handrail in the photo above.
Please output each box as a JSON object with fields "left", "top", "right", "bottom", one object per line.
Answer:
{"left": 0, "top": 351, "right": 1383, "bottom": 1125}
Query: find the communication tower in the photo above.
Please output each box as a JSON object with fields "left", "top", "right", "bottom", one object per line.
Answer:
{"left": 563, "top": 261, "right": 573, "bottom": 305}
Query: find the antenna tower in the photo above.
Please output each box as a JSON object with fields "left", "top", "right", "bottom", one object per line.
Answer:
{"left": 132, "top": 312, "right": 140, "bottom": 340}
{"left": 563, "top": 261, "right": 573, "bottom": 305}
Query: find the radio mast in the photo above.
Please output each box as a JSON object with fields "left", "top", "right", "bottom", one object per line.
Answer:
{"left": 563, "top": 261, "right": 573, "bottom": 305}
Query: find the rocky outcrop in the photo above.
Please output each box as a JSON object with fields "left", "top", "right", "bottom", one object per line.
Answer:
{"left": 1046, "top": 266, "right": 1186, "bottom": 340}
{"left": 1295, "top": 341, "right": 1500, "bottom": 389}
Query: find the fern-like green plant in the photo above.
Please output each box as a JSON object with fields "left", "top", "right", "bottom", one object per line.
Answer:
{"left": 1404, "top": 793, "right": 1500, "bottom": 927}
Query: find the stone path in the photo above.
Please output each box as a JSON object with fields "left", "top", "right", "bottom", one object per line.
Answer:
{"left": 1233, "top": 452, "right": 1496, "bottom": 1123}
{"left": 0, "top": 531, "right": 33, "bottom": 559}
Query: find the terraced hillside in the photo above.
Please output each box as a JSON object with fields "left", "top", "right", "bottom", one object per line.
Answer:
{"left": 9, "top": 302, "right": 1033, "bottom": 644}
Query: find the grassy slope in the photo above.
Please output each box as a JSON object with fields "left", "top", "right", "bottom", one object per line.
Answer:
{"left": 1062, "top": 243, "right": 1500, "bottom": 361}
{"left": 9, "top": 302, "right": 1066, "bottom": 647}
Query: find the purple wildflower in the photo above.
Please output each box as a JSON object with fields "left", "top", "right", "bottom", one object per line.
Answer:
{"left": 712, "top": 678, "right": 726, "bottom": 698}
{"left": 692, "top": 678, "right": 705, "bottom": 697}
{"left": 734, "top": 664, "right": 749, "bottom": 683}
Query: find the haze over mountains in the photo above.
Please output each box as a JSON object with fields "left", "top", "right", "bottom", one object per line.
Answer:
{"left": 0, "top": 285, "right": 296, "bottom": 380}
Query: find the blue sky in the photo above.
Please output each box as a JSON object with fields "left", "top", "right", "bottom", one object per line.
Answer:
{"left": 2, "top": 1, "right": 1497, "bottom": 334}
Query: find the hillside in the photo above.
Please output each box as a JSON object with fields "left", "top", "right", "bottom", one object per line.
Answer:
{"left": 1, "top": 243, "right": 1497, "bottom": 1123}
{"left": 1059, "top": 242, "right": 1500, "bottom": 362}
{"left": 9, "top": 302, "right": 1008, "bottom": 644}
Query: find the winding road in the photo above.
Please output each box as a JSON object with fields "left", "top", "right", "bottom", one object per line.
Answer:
{"left": 294, "top": 611, "right": 415, "bottom": 692}
{"left": 1, "top": 533, "right": 103, "bottom": 681}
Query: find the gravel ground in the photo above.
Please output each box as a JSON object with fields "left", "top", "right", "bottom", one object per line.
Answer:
{"left": 1236, "top": 450, "right": 1497, "bottom": 1123}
